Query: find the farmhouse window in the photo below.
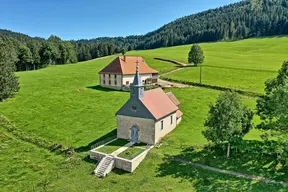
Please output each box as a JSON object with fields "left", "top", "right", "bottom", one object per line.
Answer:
{"left": 126, "top": 81, "right": 129, "bottom": 85}
{"left": 109, "top": 80, "right": 111, "bottom": 85}
{"left": 161, "top": 120, "right": 164, "bottom": 130}
{"left": 170, "top": 116, "right": 173, "bottom": 125}
{"left": 115, "top": 74, "right": 117, "bottom": 78}
{"left": 103, "top": 80, "right": 105, "bottom": 84}
{"left": 114, "top": 80, "right": 117, "bottom": 85}
{"left": 109, "top": 74, "right": 111, "bottom": 78}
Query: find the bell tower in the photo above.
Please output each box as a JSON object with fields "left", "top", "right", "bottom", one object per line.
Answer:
{"left": 130, "top": 59, "right": 144, "bottom": 99}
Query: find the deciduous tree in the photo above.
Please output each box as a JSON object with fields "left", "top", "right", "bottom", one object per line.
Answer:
{"left": 188, "top": 44, "right": 204, "bottom": 66}
{"left": 202, "top": 92, "right": 253, "bottom": 158}
{"left": 256, "top": 61, "right": 288, "bottom": 138}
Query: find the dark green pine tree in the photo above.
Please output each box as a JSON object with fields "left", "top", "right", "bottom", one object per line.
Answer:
{"left": 0, "top": 38, "right": 19, "bottom": 101}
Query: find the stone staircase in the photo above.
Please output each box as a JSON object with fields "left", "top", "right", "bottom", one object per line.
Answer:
{"left": 94, "top": 155, "right": 115, "bottom": 178}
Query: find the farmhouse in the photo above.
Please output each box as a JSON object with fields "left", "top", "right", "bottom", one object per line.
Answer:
{"left": 99, "top": 56, "right": 158, "bottom": 90}
{"left": 116, "top": 62, "right": 183, "bottom": 144}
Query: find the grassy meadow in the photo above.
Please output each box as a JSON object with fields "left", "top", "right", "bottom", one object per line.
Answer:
{"left": 1, "top": 37, "right": 288, "bottom": 191}
{"left": 129, "top": 36, "right": 288, "bottom": 94}
{"left": 130, "top": 36, "right": 288, "bottom": 71}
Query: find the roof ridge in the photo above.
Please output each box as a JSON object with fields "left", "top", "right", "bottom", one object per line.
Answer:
{"left": 117, "top": 57, "right": 123, "bottom": 74}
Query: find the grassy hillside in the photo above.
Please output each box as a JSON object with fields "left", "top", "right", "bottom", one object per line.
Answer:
{"left": 0, "top": 56, "right": 260, "bottom": 148}
{"left": 129, "top": 36, "right": 288, "bottom": 94}
{"left": 1, "top": 83, "right": 284, "bottom": 191}
{"left": 130, "top": 36, "right": 288, "bottom": 71}
{"left": 1, "top": 37, "right": 288, "bottom": 191}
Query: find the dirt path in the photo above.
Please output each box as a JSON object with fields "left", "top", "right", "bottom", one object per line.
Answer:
{"left": 159, "top": 67, "right": 185, "bottom": 77}
{"left": 158, "top": 78, "right": 191, "bottom": 88}
{"left": 154, "top": 58, "right": 189, "bottom": 67}
{"left": 173, "top": 157, "right": 288, "bottom": 187}
{"left": 158, "top": 65, "right": 191, "bottom": 88}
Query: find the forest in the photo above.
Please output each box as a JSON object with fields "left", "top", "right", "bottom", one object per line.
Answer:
{"left": 1, "top": 0, "right": 288, "bottom": 72}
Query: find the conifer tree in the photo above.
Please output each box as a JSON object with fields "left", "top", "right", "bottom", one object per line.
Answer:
{"left": 0, "top": 38, "right": 19, "bottom": 101}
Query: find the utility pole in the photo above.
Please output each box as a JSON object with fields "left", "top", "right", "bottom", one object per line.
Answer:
{"left": 200, "top": 65, "right": 203, "bottom": 84}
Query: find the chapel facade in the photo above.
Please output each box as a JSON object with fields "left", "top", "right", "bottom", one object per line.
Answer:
{"left": 116, "top": 62, "right": 183, "bottom": 144}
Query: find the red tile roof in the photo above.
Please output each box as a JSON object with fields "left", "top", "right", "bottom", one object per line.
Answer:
{"left": 99, "top": 56, "right": 158, "bottom": 75}
{"left": 176, "top": 110, "right": 183, "bottom": 118}
{"left": 166, "top": 92, "right": 181, "bottom": 106}
{"left": 140, "top": 88, "right": 178, "bottom": 120}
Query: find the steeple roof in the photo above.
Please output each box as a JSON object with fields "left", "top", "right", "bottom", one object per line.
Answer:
{"left": 132, "top": 60, "right": 143, "bottom": 87}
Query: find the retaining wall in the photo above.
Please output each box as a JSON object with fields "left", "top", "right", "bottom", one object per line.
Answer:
{"left": 90, "top": 145, "right": 153, "bottom": 172}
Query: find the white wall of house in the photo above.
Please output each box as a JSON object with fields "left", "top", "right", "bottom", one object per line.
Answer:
{"left": 176, "top": 116, "right": 182, "bottom": 125}
{"left": 100, "top": 73, "right": 158, "bottom": 90}
{"left": 100, "top": 73, "right": 122, "bottom": 90}
{"left": 122, "top": 74, "right": 155, "bottom": 87}
{"left": 154, "top": 112, "right": 177, "bottom": 144}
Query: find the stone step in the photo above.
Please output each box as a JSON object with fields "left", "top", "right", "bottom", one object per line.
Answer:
{"left": 95, "top": 156, "right": 115, "bottom": 178}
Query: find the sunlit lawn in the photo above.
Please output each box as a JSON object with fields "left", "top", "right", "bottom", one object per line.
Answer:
{"left": 1, "top": 36, "right": 288, "bottom": 191}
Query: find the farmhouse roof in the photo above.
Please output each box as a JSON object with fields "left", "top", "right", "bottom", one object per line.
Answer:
{"left": 166, "top": 92, "right": 181, "bottom": 106}
{"left": 140, "top": 88, "right": 179, "bottom": 120}
{"left": 99, "top": 56, "right": 158, "bottom": 75}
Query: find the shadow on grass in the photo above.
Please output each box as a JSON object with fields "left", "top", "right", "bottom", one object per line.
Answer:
{"left": 175, "top": 65, "right": 195, "bottom": 68}
{"left": 156, "top": 140, "right": 288, "bottom": 191}
{"left": 156, "top": 154, "right": 285, "bottom": 192}
{"left": 112, "top": 168, "right": 130, "bottom": 175}
{"left": 75, "top": 129, "right": 117, "bottom": 152}
{"left": 178, "top": 140, "right": 287, "bottom": 182}
{"left": 86, "top": 85, "right": 122, "bottom": 92}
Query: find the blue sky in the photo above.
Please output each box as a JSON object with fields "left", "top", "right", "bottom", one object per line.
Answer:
{"left": 0, "top": 0, "right": 240, "bottom": 40}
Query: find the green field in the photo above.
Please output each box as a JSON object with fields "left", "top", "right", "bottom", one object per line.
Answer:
{"left": 130, "top": 36, "right": 288, "bottom": 71}
{"left": 129, "top": 36, "right": 288, "bottom": 94}
{"left": 164, "top": 66, "right": 276, "bottom": 94}
{"left": 1, "top": 37, "right": 288, "bottom": 191}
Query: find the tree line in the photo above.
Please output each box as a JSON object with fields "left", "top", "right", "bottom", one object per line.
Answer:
{"left": 2, "top": 0, "right": 288, "bottom": 72}
{"left": 0, "top": 30, "right": 123, "bottom": 72}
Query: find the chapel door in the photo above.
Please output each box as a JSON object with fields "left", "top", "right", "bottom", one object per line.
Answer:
{"left": 131, "top": 125, "right": 138, "bottom": 142}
